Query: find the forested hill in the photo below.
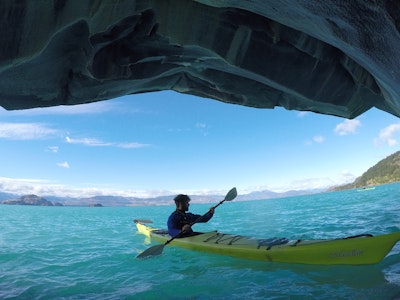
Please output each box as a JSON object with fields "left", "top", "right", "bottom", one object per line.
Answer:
{"left": 330, "top": 151, "right": 400, "bottom": 191}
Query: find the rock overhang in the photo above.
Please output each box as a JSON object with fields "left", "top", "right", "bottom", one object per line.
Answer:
{"left": 0, "top": 0, "right": 399, "bottom": 119}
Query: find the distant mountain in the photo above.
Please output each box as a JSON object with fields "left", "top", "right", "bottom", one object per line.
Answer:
{"left": 2, "top": 194, "right": 63, "bottom": 206}
{"left": 0, "top": 188, "right": 324, "bottom": 207}
{"left": 329, "top": 150, "right": 400, "bottom": 191}
{"left": 0, "top": 191, "right": 19, "bottom": 201}
{"left": 31, "top": 194, "right": 177, "bottom": 206}
{"left": 6, "top": 150, "right": 398, "bottom": 206}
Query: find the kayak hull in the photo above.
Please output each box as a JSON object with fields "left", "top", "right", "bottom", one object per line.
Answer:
{"left": 135, "top": 222, "right": 400, "bottom": 265}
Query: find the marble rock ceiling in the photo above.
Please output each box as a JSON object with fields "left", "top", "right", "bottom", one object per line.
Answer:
{"left": 1, "top": 0, "right": 400, "bottom": 119}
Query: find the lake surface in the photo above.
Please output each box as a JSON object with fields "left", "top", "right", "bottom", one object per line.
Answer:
{"left": 1, "top": 183, "right": 399, "bottom": 299}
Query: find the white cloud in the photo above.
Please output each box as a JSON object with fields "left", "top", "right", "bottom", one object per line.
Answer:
{"left": 57, "top": 161, "right": 70, "bottom": 168}
{"left": 0, "top": 177, "right": 52, "bottom": 195}
{"left": 374, "top": 123, "right": 400, "bottom": 147}
{"left": 313, "top": 135, "right": 325, "bottom": 143}
{"left": 117, "top": 142, "right": 150, "bottom": 149}
{"left": 286, "top": 177, "right": 336, "bottom": 191}
{"left": 297, "top": 111, "right": 310, "bottom": 118}
{"left": 65, "top": 136, "right": 112, "bottom": 147}
{"left": 0, "top": 176, "right": 174, "bottom": 198}
{"left": 196, "top": 122, "right": 209, "bottom": 136}
{"left": 304, "top": 135, "right": 325, "bottom": 146}
{"left": 0, "top": 172, "right": 358, "bottom": 200}
{"left": 65, "top": 136, "right": 150, "bottom": 148}
{"left": 0, "top": 122, "right": 59, "bottom": 140}
{"left": 0, "top": 176, "right": 48, "bottom": 185}
{"left": 338, "top": 169, "right": 357, "bottom": 183}
{"left": 196, "top": 122, "right": 207, "bottom": 129}
{"left": 334, "top": 119, "right": 361, "bottom": 136}
{"left": 47, "top": 146, "right": 59, "bottom": 153}
{"left": 271, "top": 171, "right": 357, "bottom": 193}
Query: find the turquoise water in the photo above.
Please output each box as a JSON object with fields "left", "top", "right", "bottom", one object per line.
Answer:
{"left": 1, "top": 183, "right": 400, "bottom": 299}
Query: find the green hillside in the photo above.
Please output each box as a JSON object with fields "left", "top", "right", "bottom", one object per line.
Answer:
{"left": 331, "top": 151, "right": 400, "bottom": 191}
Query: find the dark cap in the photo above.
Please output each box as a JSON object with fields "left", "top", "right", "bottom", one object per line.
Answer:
{"left": 174, "top": 194, "right": 191, "bottom": 204}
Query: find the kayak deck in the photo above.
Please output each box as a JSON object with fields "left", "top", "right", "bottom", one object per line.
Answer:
{"left": 135, "top": 221, "right": 400, "bottom": 265}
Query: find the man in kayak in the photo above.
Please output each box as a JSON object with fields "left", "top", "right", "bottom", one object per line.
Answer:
{"left": 167, "top": 194, "right": 215, "bottom": 237}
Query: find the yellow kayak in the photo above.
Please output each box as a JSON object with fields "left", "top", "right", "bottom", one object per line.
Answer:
{"left": 135, "top": 220, "right": 400, "bottom": 265}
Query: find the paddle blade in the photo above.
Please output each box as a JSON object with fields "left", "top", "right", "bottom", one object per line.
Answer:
{"left": 137, "top": 244, "right": 165, "bottom": 259}
{"left": 224, "top": 187, "right": 237, "bottom": 201}
{"left": 133, "top": 219, "right": 153, "bottom": 224}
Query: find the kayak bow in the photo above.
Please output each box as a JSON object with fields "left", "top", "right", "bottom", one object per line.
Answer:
{"left": 135, "top": 221, "right": 400, "bottom": 265}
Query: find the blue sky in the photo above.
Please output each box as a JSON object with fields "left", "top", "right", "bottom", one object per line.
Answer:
{"left": 0, "top": 90, "right": 399, "bottom": 198}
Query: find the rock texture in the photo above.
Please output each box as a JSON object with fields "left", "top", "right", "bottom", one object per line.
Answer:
{"left": 1, "top": 1, "right": 400, "bottom": 118}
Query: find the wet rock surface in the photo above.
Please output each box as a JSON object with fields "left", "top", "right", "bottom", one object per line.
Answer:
{"left": 1, "top": 1, "right": 399, "bottom": 118}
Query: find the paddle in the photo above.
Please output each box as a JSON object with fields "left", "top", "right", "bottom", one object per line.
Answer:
{"left": 136, "top": 187, "right": 237, "bottom": 259}
{"left": 133, "top": 219, "right": 153, "bottom": 224}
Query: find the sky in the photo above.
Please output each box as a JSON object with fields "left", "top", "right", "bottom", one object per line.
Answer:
{"left": 0, "top": 90, "right": 399, "bottom": 198}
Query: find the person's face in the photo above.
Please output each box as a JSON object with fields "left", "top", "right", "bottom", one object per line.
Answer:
{"left": 178, "top": 200, "right": 190, "bottom": 211}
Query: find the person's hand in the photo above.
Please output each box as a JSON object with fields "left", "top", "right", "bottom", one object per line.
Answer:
{"left": 209, "top": 207, "right": 215, "bottom": 214}
{"left": 182, "top": 224, "right": 191, "bottom": 232}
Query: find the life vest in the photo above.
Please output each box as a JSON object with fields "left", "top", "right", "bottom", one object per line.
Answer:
{"left": 173, "top": 209, "right": 193, "bottom": 232}
{"left": 174, "top": 209, "right": 188, "bottom": 224}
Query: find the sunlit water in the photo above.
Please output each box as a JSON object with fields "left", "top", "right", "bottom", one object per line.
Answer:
{"left": 1, "top": 183, "right": 399, "bottom": 299}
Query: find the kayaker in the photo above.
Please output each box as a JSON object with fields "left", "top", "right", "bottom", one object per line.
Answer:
{"left": 167, "top": 194, "right": 215, "bottom": 237}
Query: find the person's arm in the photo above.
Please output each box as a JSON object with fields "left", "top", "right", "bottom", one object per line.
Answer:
{"left": 167, "top": 214, "right": 183, "bottom": 237}
{"left": 187, "top": 207, "right": 215, "bottom": 224}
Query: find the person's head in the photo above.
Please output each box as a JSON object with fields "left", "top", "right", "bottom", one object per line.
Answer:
{"left": 174, "top": 194, "right": 190, "bottom": 211}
